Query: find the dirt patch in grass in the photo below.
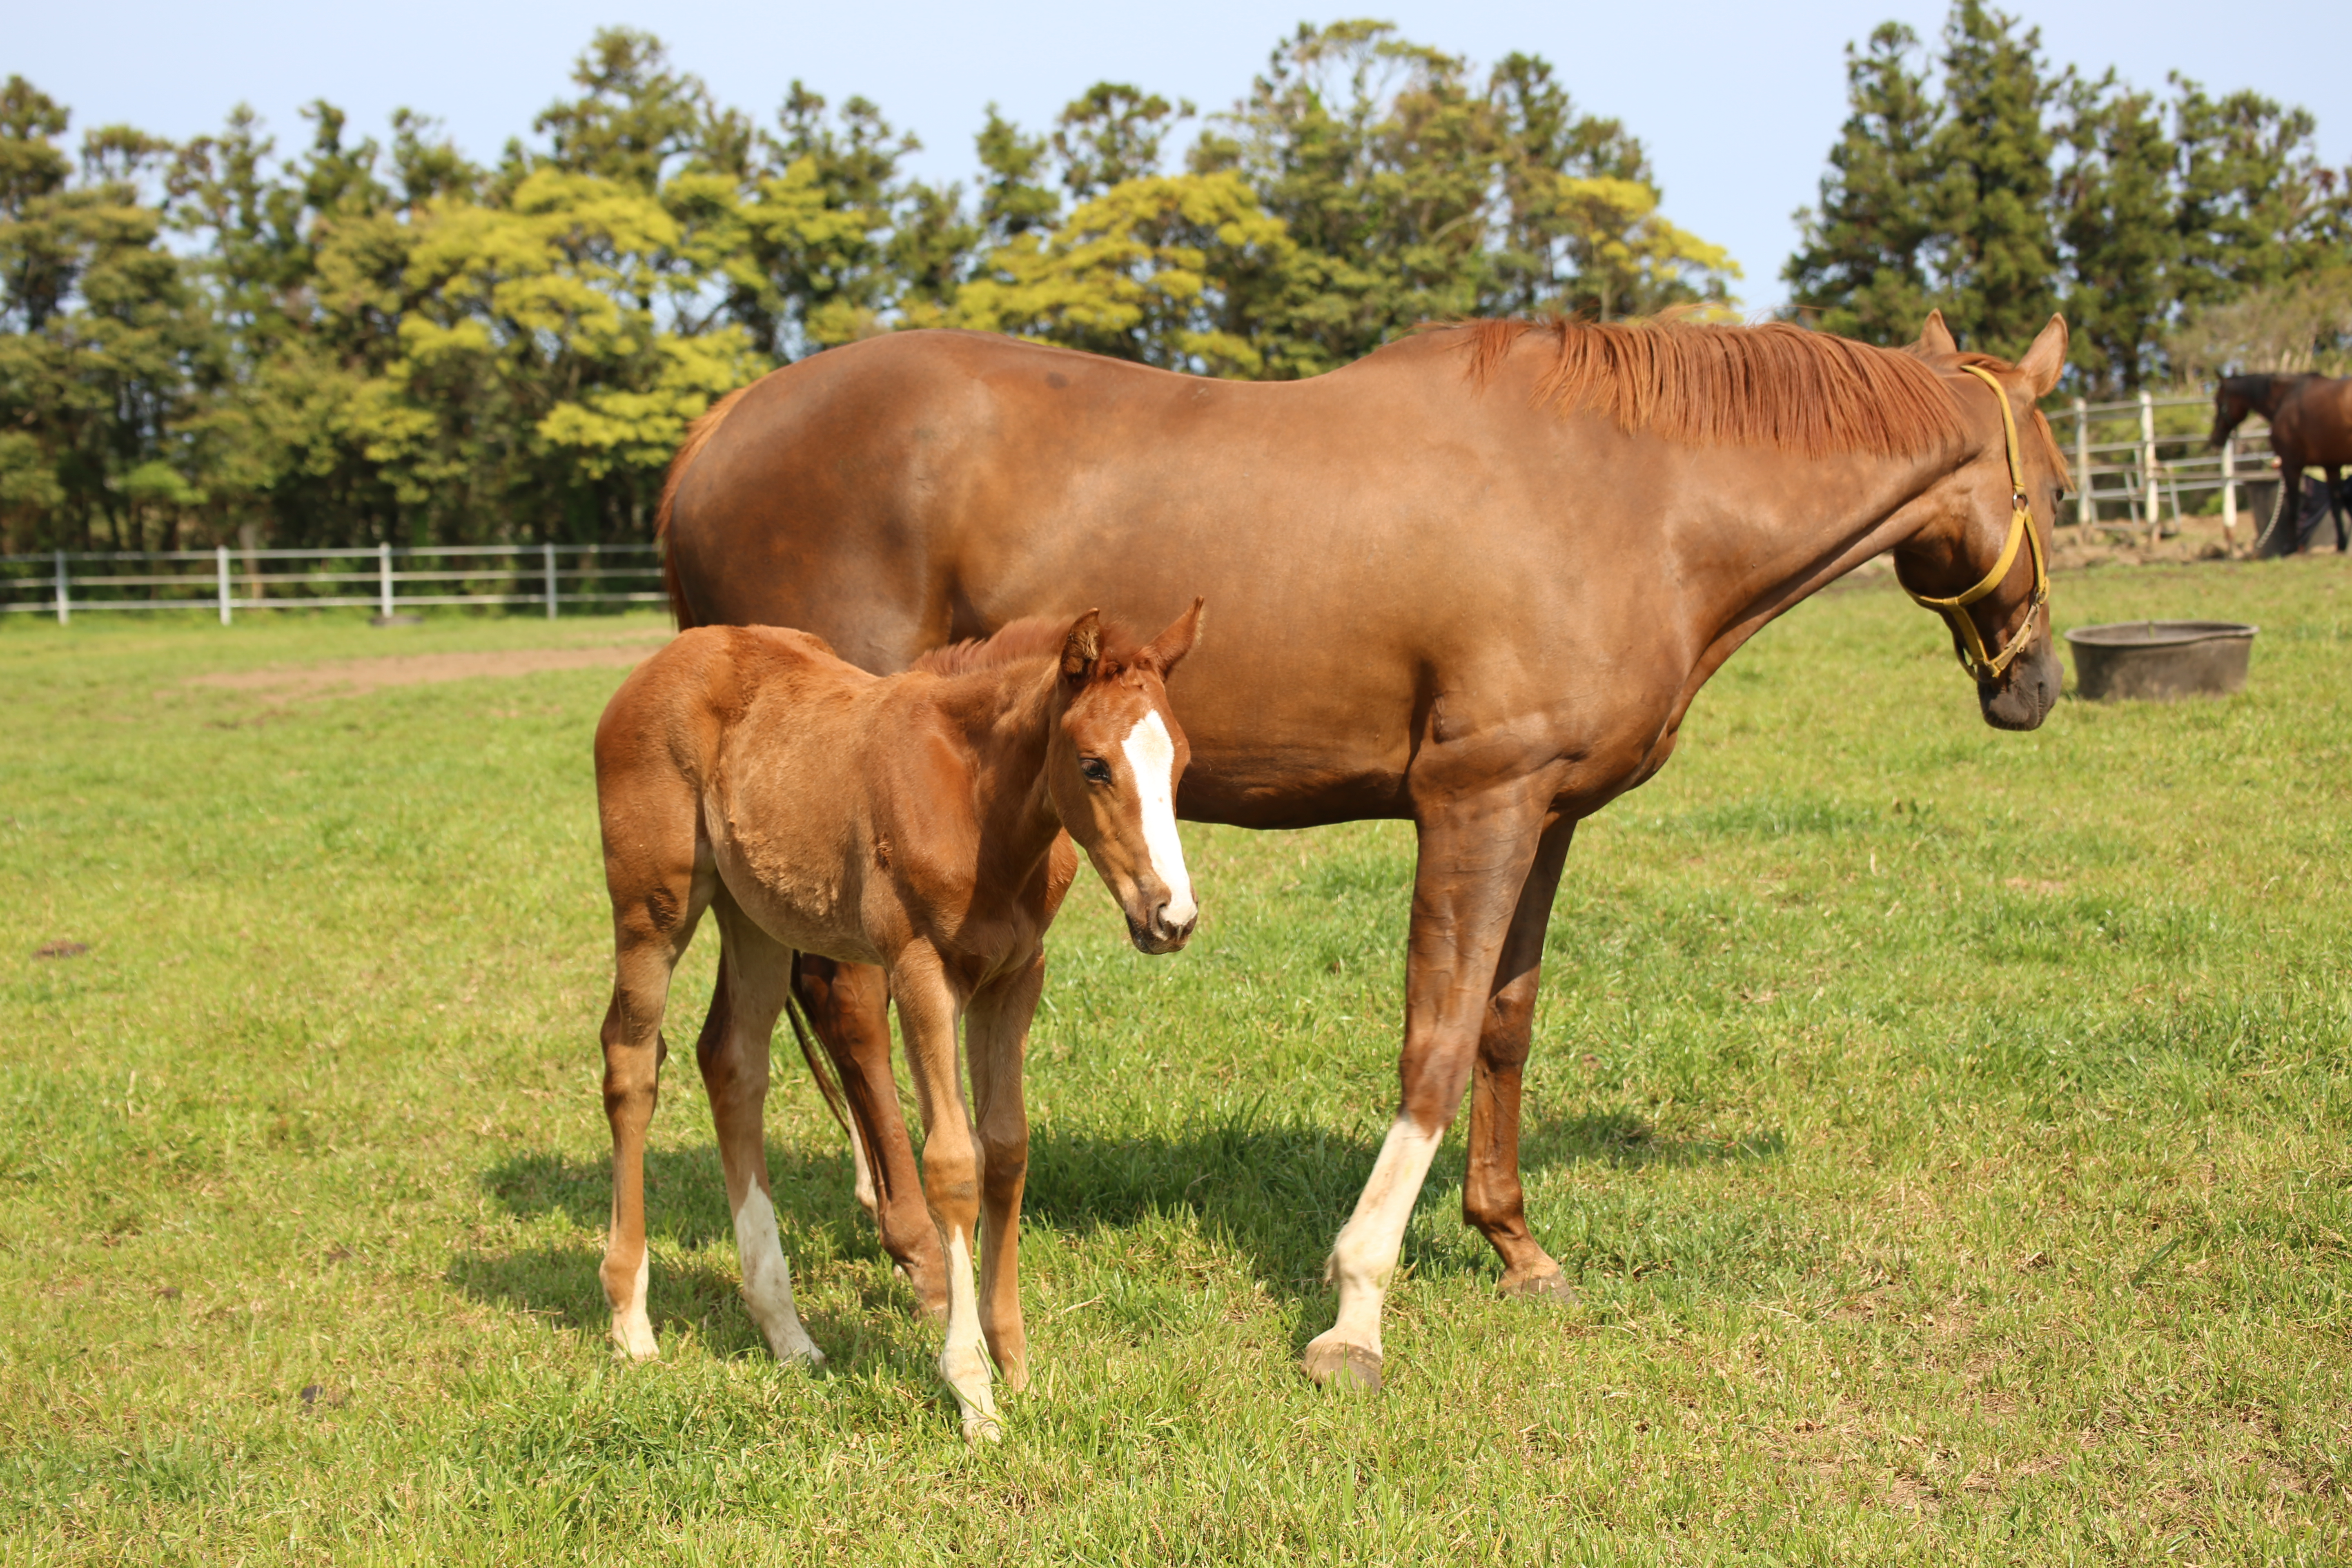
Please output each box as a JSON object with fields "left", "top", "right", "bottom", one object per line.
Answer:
{"left": 185, "top": 641, "right": 663, "bottom": 700}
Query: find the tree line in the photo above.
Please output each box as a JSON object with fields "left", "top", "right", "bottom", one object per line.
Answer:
{"left": 1786, "top": 0, "right": 2350, "bottom": 396}
{"left": 0, "top": 21, "right": 1734, "bottom": 554}
{"left": 2, "top": 7, "right": 2342, "bottom": 557}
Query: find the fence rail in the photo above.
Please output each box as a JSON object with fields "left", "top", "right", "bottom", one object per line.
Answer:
{"left": 0, "top": 542, "right": 666, "bottom": 623}
{"left": 2060, "top": 392, "right": 2282, "bottom": 551}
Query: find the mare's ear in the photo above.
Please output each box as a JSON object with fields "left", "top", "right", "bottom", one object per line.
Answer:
{"left": 1137, "top": 597, "right": 1205, "bottom": 679}
{"left": 2018, "top": 314, "right": 2067, "bottom": 397}
{"left": 1907, "top": 309, "right": 1958, "bottom": 357}
{"left": 1060, "top": 610, "right": 1104, "bottom": 682}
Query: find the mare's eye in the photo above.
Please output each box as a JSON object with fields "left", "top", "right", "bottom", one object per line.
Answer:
{"left": 1080, "top": 757, "right": 1113, "bottom": 784}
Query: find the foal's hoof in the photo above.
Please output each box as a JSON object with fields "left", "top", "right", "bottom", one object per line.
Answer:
{"left": 962, "top": 1413, "right": 1005, "bottom": 1444}
{"left": 1498, "top": 1266, "right": 1577, "bottom": 1305}
{"left": 1301, "top": 1339, "right": 1382, "bottom": 1393}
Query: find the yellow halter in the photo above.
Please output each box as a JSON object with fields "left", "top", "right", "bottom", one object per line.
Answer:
{"left": 1904, "top": 364, "right": 2050, "bottom": 681}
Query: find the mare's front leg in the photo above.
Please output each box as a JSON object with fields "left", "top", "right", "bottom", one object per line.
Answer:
{"left": 966, "top": 953, "right": 1045, "bottom": 1393}
{"left": 2328, "top": 468, "right": 2349, "bottom": 552}
{"left": 699, "top": 895, "right": 823, "bottom": 1364}
{"left": 1302, "top": 781, "right": 1555, "bottom": 1392}
{"left": 1463, "top": 813, "right": 1578, "bottom": 1300}
{"left": 891, "top": 947, "right": 998, "bottom": 1438}
{"left": 791, "top": 955, "right": 951, "bottom": 1322}
{"left": 599, "top": 811, "right": 713, "bottom": 1362}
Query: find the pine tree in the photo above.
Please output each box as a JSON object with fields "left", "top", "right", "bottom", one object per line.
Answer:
{"left": 2057, "top": 75, "right": 2176, "bottom": 394}
{"left": 1784, "top": 24, "right": 1942, "bottom": 344}
{"left": 1926, "top": 0, "right": 2060, "bottom": 358}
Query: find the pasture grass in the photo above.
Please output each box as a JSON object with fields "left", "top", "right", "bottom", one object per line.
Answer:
{"left": 2, "top": 564, "right": 2349, "bottom": 1564}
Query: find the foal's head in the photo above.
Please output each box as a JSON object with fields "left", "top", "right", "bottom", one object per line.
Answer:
{"left": 1045, "top": 601, "right": 1205, "bottom": 955}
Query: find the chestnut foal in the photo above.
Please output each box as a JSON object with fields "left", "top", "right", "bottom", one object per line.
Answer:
{"left": 593, "top": 603, "right": 1203, "bottom": 1437}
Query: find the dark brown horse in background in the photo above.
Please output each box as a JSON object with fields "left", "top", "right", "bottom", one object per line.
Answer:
{"left": 656, "top": 305, "right": 2069, "bottom": 1392}
{"left": 2211, "top": 373, "right": 2352, "bottom": 553}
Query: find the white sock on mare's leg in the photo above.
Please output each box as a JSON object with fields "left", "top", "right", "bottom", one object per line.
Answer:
{"left": 730, "top": 1185, "right": 824, "bottom": 1364}
{"left": 1310, "top": 1115, "right": 1445, "bottom": 1360}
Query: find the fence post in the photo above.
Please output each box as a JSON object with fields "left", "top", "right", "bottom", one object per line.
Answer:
{"left": 53, "top": 549, "right": 68, "bottom": 626}
{"left": 216, "top": 545, "right": 232, "bottom": 626}
{"left": 378, "top": 542, "right": 393, "bottom": 619}
{"left": 544, "top": 541, "right": 558, "bottom": 619}
{"left": 2221, "top": 435, "right": 2238, "bottom": 556}
{"left": 2072, "top": 397, "right": 2091, "bottom": 535}
{"left": 2139, "top": 389, "right": 2159, "bottom": 546}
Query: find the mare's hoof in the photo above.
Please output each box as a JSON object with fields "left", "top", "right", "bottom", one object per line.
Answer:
{"left": 610, "top": 1326, "right": 660, "bottom": 1364}
{"left": 1301, "top": 1340, "right": 1382, "bottom": 1393}
{"left": 1499, "top": 1267, "right": 1577, "bottom": 1305}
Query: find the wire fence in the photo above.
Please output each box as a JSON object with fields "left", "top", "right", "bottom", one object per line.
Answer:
{"left": 0, "top": 542, "right": 666, "bottom": 623}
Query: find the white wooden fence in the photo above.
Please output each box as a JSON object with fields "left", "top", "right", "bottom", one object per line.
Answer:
{"left": 0, "top": 542, "right": 665, "bottom": 623}
{"left": 2059, "top": 393, "right": 2278, "bottom": 550}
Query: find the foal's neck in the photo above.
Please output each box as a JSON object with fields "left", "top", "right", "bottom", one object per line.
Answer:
{"left": 924, "top": 659, "right": 1064, "bottom": 848}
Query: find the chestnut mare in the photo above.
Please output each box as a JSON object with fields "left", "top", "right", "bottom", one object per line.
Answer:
{"left": 657, "top": 306, "right": 2069, "bottom": 1392}
{"left": 2209, "top": 373, "right": 2352, "bottom": 553}
{"left": 594, "top": 604, "right": 1203, "bottom": 1437}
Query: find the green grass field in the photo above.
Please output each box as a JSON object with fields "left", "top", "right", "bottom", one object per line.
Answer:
{"left": 4, "top": 560, "right": 2348, "bottom": 1564}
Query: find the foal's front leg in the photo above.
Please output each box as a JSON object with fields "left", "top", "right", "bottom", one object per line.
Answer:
{"left": 965, "top": 953, "right": 1045, "bottom": 1393}
{"left": 890, "top": 946, "right": 998, "bottom": 1438}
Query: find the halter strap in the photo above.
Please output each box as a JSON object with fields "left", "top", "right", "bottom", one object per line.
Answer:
{"left": 1904, "top": 364, "right": 2049, "bottom": 681}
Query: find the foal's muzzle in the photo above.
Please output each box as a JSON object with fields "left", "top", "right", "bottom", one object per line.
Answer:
{"left": 1128, "top": 896, "right": 1197, "bottom": 955}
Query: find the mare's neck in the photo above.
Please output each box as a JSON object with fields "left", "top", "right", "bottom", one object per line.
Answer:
{"left": 1664, "top": 439, "right": 1966, "bottom": 700}
{"left": 925, "top": 659, "right": 1064, "bottom": 864}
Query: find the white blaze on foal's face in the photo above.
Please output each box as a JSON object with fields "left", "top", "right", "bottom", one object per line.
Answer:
{"left": 1120, "top": 708, "right": 1195, "bottom": 928}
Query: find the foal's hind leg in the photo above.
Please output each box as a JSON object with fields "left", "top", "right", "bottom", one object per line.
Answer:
{"left": 699, "top": 895, "right": 823, "bottom": 1365}
{"left": 599, "top": 817, "right": 713, "bottom": 1362}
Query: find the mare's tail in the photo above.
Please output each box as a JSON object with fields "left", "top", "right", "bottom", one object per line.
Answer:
{"left": 655, "top": 382, "right": 759, "bottom": 630}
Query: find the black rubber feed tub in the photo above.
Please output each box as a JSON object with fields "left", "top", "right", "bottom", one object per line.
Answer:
{"left": 2065, "top": 620, "right": 2257, "bottom": 701}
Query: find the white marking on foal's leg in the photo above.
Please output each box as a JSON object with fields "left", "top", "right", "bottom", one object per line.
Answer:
{"left": 731, "top": 1186, "right": 824, "bottom": 1365}
{"left": 845, "top": 1114, "right": 879, "bottom": 1220}
{"left": 612, "top": 1248, "right": 657, "bottom": 1362}
{"left": 1305, "top": 1115, "right": 1445, "bottom": 1368}
{"left": 1120, "top": 709, "right": 1195, "bottom": 928}
{"left": 938, "top": 1225, "right": 1000, "bottom": 1440}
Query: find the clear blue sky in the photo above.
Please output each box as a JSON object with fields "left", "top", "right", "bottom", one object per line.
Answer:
{"left": 13, "top": 0, "right": 2346, "bottom": 311}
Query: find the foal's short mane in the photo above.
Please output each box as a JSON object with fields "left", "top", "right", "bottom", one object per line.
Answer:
{"left": 1454, "top": 317, "right": 1976, "bottom": 460}
{"left": 911, "top": 616, "right": 1143, "bottom": 678}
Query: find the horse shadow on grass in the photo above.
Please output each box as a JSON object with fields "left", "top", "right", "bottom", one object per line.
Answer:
{"left": 448, "top": 1098, "right": 1784, "bottom": 1370}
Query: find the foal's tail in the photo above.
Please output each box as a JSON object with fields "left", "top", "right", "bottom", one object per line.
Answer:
{"left": 655, "top": 382, "right": 760, "bottom": 630}
{"left": 782, "top": 980, "right": 852, "bottom": 1138}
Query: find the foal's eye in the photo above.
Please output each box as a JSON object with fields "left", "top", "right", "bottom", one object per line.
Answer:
{"left": 1079, "top": 757, "right": 1113, "bottom": 785}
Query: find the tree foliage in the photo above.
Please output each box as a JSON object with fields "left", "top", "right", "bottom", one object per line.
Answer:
{"left": 1788, "top": 1, "right": 2349, "bottom": 393}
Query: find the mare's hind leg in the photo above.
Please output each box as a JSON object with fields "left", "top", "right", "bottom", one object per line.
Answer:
{"left": 966, "top": 952, "right": 1045, "bottom": 1393}
{"left": 699, "top": 895, "right": 822, "bottom": 1364}
{"left": 2328, "top": 468, "right": 2348, "bottom": 552}
{"left": 1463, "top": 813, "right": 1578, "bottom": 1302}
{"left": 792, "top": 955, "right": 951, "bottom": 1322}
{"left": 599, "top": 805, "right": 713, "bottom": 1361}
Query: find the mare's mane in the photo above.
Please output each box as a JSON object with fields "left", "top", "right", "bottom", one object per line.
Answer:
{"left": 1456, "top": 317, "right": 1978, "bottom": 461}
{"left": 911, "top": 615, "right": 1143, "bottom": 678}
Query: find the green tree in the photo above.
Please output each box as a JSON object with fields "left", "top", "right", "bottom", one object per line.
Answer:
{"left": 1926, "top": 0, "right": 2060, "bottom": 358}
{"left": 2056, "top": 75, "right": 2176, "bottom": 395}
{"left": 1784, "top": 24, "right": 1943, "bottom": 343}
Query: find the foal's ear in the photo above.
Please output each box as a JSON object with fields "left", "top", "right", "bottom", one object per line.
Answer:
{"left": 1907, "top": 309, "right": 1958, "bottom": 357}
{"left": 1137, "top": 597, "right": 1205, "bottom": 679}
{"left": 1060, "top": 610, "right": 1104, "bottom": 682}
{"left": 2018, "top": 314, "right": 2068, "bottom": 397}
